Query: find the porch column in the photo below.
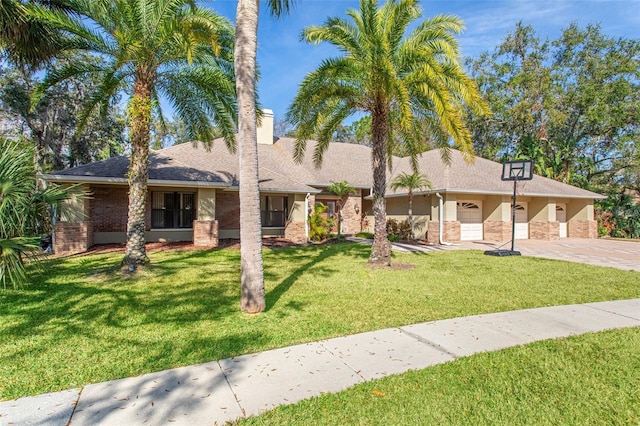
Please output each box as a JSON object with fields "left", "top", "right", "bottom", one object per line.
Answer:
{"left": 529, "top": 198, "right": 559, "bottom": 240}
{"left": 483, "top": 196, "right": 512, "bottom": 242}
{"left": 284, "top": 193, "right": 309, "bottom": 244}
{"left": 54, "top": 185, "right": 93, "bottom": 255}
{"left": 567, "top": 202, "right": 598, "bottom": 238}
{"left": 427, "top": 193, "right": 460, "bottom": 244}
{"left": 194, "top": 188, "right": 219, "bottom": 247}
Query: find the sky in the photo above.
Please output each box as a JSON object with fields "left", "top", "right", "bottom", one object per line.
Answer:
{"left": 203, "top": 0, "right": 640, "bottom": 122}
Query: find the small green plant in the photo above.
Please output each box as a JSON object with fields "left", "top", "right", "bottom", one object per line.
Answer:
{"left": 355, "top": 232, "right": 374, "bottom": 239}
{"left": 386, "top": 218, "right": 412, "bottom": 241}
{"left": 327, "top": 180, "right": 356, "bottom": 238}
{"left": 309, "top": 203, "right": 336, "bottom": 242}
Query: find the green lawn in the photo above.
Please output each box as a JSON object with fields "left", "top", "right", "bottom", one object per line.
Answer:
{"left": 1, "top": 242, "right": 639, "bottom": 400}
{"left": 234, "top": 328, "right": 640, "bottom": 425}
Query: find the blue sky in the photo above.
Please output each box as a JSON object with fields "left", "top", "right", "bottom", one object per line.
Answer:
{"left": 203, "top": 0, "right": 640, "bottom": 122}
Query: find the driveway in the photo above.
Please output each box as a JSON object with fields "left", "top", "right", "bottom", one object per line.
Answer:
{"left": 455, "top": 238, "right": 639, "bottom": 271}
{"left": 354, "top": 237, "right": 639, "bottom": 271}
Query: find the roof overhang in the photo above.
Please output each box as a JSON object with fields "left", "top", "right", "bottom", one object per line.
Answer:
{"left": 223, "top": 186, "right": 322, "bottom": 194}
{"left": 434, "top": 188, "right": 607, "bottom": 200}
{"left": 305, "top": 182, "right": 371, "bottom": 190}
{"left": 381, "top": 188, "right": 605, "bottom": 200}
{"left": 39, "top": 174, "right": 230, "bottom": 189}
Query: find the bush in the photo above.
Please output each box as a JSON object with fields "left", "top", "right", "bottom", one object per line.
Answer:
{"left": 355, "top": 232, "right": 374, "bottom": 239}
{"left": 0, "top": 140, "right": 80, "bottom": 288}
{"left": 386, "top": 218, "right": 412, "bottom": 241}
{"left": 309, "top": 203, "right": 336, "bottom": 242}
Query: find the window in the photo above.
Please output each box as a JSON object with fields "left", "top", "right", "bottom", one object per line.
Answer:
{"left": 151, "top": 192, "right": 195, "bottom": 228}
{"left": 326, "top": 201, "right": 336, "bottom": 218}
{"left": 457, "top": 202, "right": 479, "bottom": 209}
{"left": 261, "top": 196, "right": 288, "bottom": 227}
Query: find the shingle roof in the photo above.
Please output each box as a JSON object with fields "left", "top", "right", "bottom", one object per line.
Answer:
{"left": 388, "top": 149, "right": 603, "bottom": 199}
{"left": 43, "top": 137, "right": 603, "bottom": 199}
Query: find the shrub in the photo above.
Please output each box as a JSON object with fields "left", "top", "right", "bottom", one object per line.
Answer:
{"left": 355, "top": 232, "right": 374, "bottom": 239}
{"left": 309, "top": 203, "right": 336, "bottom": 242}
{"left": 386, "top": 218, "right": 412, "bottom": 241}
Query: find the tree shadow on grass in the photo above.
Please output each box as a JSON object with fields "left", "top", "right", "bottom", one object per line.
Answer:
{"left": 264, "top": 242, "right": 370, "bottom": 311}
{"left": 0, "top": 248, "right": 266, "bottom": 399}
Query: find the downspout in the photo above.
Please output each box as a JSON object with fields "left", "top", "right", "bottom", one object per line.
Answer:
{"left": 435, "top": 192, "right": 452, "bottom": 246}
{"left": 304, "top": 193, "right": 310, "bottom": 242}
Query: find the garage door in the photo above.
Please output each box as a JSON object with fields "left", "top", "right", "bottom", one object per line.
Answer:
{"left": 457, "top": 202, "right": 483, "bottom": 241}
{"left": 556, "top": 205, "right": 567, "bottom": 238}
{"left": 514, "top": 204, "right": 528, "bottom": 239}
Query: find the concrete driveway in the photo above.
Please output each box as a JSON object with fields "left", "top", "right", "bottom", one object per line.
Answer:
{"left": 354, "top": 237, "right": 639, "bottom": 271}
{"left": 459, "top": 238, "right": 639, "bottom": 271}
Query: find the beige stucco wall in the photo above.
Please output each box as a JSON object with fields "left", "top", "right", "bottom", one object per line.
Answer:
{"left": 444, "top": 194, "right": 458, "bottom": 221}
{"left": 257, "top": 109, "right": 274, "bottom": 145}
{"left": 484, "top": 195, "right": 511, "bottom": 221}
{"left": 529, "top": 198, "right": 555, "bottom": 222}
{"left": 288, "top": 193, "right": 307, "bottom": 222}
{"left": 59, "top": 184, "right": 89, "bottom": 222}
{"left": 567, "top": 200, "right": 594, "bottom": 221}
{"left": 430, "top": 193, "right": 457, "bottom": 221}
{"left": 197, "top": 188, "right": 216, "bottom": 220}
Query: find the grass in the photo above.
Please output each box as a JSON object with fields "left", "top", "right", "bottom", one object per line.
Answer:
{"left": 234, "top": 328, "right": 640, "bottom": 425}
{"left": 1, "top": 242, "right": 639, "bottom": 400}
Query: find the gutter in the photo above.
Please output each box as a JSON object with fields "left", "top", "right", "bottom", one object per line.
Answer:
{"left": 39, "top": 174, "right": 230, "bottom": 188}
{"left": 435, "top": 192, "right": 453, "bottom": 246}
{"left": 305, "top": 193, "right": 310, "bottom": 242}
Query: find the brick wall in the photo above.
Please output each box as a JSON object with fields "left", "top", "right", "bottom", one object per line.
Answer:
{"left": 284, "top": 221, "right": 306, "bottom": 244}
{"left": 216, "top": 192, "right": 240, "bottom": 230}
{"left": 427, "top": 221, "right": 461, "bottom": 244}
{"left": 569, "top": 220, "right": 598, "bottom": 238}
{"left": 339, "top": 193, "right": 362, "bottom": 235}
{"left": 54, "top": 221, "right": 93, "bottom": 255}
{"left": 193, "top": 220, "right": 219, "bottom": 247}
{"left": 483, "top": 221, "right": 511, "bottom": 242}
{"left": 530, "top": 221, "right": 560, "bottom": 240}
{"left": 90, "top": 186, "right": 129, "bottom": 232}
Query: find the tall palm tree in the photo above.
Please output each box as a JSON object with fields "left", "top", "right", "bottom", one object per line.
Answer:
{"left": 0, "top": 0, "right": 70, "bottom": 66}
{"left": 287, "top": 0, "right": 489, "bottom": 265}
{"left": 234, "top": 0, "right": 293, "bottom": 314}
{"left": 328, "top": 180, "right": 355, "bottom": 238}
{"left": 31, "top": 0, "right": 237, "bottom": 266}
{"left": 389, "top": 171, "right": 430, "bottom": 239}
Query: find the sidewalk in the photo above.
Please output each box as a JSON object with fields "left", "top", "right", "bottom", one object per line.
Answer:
{"left": 2, "top": 299, "right": 639, "bottom": 425}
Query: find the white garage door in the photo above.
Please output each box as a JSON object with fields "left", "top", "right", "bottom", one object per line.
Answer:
{"left": 457, "top": 202, "right": 483, "bottom": 241}
{"left": 514, "top": 204, "right": 528, "bottom": 239}
{"left": 556, "top": 206, "right": 567, "bottom": 238}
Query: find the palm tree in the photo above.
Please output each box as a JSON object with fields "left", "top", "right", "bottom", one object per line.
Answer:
{"left": 31, "top": 0, "right": 237, "bottom": 266}
{"left": 0, "top": 0, "right": 70, "bottom": 66}
{"left": 287, "top": 0, "right": 489, "bottom": 265}
{"left": 389, "top": 172, "right": 431, "bottom": 239}
{"left": 0, "top": 140, "right": 77, "bottom": 289}
{"left": 328, "top": 180, "right": 355, "bottom": 238}
{"left": 234, "top": 0, "right": 293, "bottom": 314}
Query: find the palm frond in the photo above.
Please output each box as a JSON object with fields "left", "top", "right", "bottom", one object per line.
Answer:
{"left": 0, "top": 237, "right": 39, "bottom": 289}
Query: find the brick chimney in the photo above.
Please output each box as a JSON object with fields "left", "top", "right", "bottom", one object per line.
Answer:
{"left": 257, "top": 109, "right": 274, "bottom": 145}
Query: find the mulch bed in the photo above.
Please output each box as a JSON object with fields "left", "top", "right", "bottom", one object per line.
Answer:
{"left": 83, "top": 237, "right": 302, "bottom": 255}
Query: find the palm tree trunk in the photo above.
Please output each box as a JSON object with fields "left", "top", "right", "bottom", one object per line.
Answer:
{"left": 236, "top": 0, "right": 265, "bottom": 313}
{"left": 408, "top": 192, "right": 414, "bottom": 240}
{"left": 123, "top": 73, "right": 152, "bottom": 266}
{"left": 369, "top": 109, "right": 390, "bottom": 265}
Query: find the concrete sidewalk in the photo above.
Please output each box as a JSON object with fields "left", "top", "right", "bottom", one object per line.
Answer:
{"left": 2, "top": 299, "right": 639, "bottom": 426}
